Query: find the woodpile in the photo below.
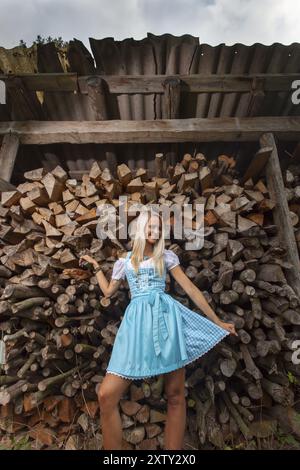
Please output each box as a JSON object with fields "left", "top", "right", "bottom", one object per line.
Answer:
{"left": 284, "top": 162, "right": 300, "bottom": 255}
{"left": 0, "top": 153, "right": 299, "bottom": 450}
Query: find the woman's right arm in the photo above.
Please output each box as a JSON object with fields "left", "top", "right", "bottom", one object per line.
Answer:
{"left": 94, "top": 270, "right": 122, "bottom": 298}
{"left": 80, "top": 254, "right": 124, "bottom": 298}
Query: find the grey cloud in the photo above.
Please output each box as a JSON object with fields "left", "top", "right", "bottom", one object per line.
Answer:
{"left": 0, "top": 0, "right": 299, "bottom": 51}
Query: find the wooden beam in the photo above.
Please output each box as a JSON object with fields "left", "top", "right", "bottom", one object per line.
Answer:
{"left": 260, "top": 132, "right": 300, "bottom": 300}
{"left": 64, "top": 73, "right": 300, "bottom": 94}
{"left": 0, "top": 133, "right": 20, "bottom": 181}
{"left": 0, "top": 73, "right": 299, "bottom": 94}
{"left": 0, "top": 117, "right": 300, "bottom": 145}
{"left": 0, "top": 73, "right": 78, "bottom": 92}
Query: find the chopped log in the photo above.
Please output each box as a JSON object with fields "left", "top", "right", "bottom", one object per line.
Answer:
{"left": 222, "top": 392, "right": 252, "bottom": 439}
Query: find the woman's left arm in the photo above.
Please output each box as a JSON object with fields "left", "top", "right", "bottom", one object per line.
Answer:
{"left": 169, "top": 265, "right": 238, "bottom": 336}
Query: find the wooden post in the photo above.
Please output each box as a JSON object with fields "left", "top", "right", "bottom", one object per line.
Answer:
{"left": 155, "top": 153, "right": 165, "bottom": 178}
{"left": 86, "top": 76, "right": 118, "bottom": 176}
{"left": 260, "top": 132, "right": 300, "bottom": 299}
{"left": 162, "top": 77, "right": 181, "bottom": 119}
{"left": 162, "top": 77, "right": 181, "bottom": 167}
{"left": 0, "top": 133, "right": 20, "bottom": 182}
{"left": 86, "top": 76, "right": 108, "bottom": 120}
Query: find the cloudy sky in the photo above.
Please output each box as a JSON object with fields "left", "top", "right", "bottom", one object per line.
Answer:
{"left": 0, "top": 0, "right": 299, "bottom": 52}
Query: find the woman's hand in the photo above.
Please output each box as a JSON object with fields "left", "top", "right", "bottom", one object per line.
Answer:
{"left": 216, "top": 320, "right": 238, "bottom": 336}
{"left": 79, "top": 254, "right": 99, "bottom": 269}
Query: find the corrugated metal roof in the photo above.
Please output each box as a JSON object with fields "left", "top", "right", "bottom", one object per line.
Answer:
{"left": 0, "top": 33, "right": 299, "bottom": 182}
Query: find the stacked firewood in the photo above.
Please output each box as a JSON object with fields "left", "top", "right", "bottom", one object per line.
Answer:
{"left": 0, "top": 154, "right": 299, "bottom": 450}
{"left": 283, "top": 162, "right": 300, "bottom": 255}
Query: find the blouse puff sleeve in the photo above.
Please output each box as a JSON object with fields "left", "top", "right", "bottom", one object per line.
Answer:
{"left": 164, "top": 249, "right": 180, "bottom": 270}
{"left": 111, "top": 257, "right": 126, "bottom": 280}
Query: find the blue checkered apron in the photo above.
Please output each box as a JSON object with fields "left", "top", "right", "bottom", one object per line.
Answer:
{"left": 106, "top": 251, "right": 229, "bottom": 380}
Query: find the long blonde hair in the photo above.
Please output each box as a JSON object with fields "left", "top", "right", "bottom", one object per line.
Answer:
{"left": 130, "top": 208, "right": 165, "bottom": 277}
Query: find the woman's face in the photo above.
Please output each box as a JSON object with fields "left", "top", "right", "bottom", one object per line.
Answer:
{"left": 145, "top": 214, "right": 161, "bottom": 244}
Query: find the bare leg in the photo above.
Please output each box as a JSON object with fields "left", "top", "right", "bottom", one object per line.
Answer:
{"left": 97, "top": 373, "right": 132, "bottom": 450}
{"left": 163, "top": 367, "right": 186, "bottom": 450}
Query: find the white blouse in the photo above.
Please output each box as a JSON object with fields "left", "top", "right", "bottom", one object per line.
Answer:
{"left": 111, "top": 249, "right": 180, "bottom": 280}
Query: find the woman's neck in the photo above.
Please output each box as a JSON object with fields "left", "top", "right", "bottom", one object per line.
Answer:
{"left": 143, "top": 242, "right": 154, "bottom": 258}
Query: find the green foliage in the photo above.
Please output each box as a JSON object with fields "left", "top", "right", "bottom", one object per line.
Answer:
{"left": 287, "top": 371, "right": 298, "bottom": 385}
{"left": 19, "top": 39, "right": 27, "bottom": 48}
{"left": 223, "top": 442, "right": 246, "bottom": 450}
{"left": 277, "top": 432, "right": 299, "bottom": 449}
{"left": 0, "top": 435, "right": 31, "bottom": 450}
{"left": 19, "top": 35, "right": 68, "bottom": 48}
{"left": 294, "top": 413, "right": 300, "bottom": 426}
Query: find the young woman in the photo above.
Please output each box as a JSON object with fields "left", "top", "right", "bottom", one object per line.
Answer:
{"left": 80, "top": 208, "right": 237, "bottom": 450}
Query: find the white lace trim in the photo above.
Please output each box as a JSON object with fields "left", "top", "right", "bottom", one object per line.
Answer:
{"left": 111, "top": 249, "right": 180, "bottom": 280}
{"left": 105, "top": 330, "right": 229, "bottom": 381}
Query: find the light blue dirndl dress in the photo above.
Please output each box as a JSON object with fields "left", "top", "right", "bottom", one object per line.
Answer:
{"left": 105, "top": 249, "right": 229, "bottom": 380}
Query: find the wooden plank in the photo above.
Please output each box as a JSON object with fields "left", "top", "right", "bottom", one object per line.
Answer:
{"left": 242, "top": 146, "right": 273, "bottom": 184}
{"left": 0, "top": 117, "right": 300, "bottom": 145}
{"left": 78, "top": 73, "right": 300, "bottom": 94}
{"left": 0, "top": 73, "right": 78, "bottom": 92}
{"left": 260, "top": 132, "right": 300, "bottom": 300}
{"left": 0, "top": 134, "right": 20, "bottom": 181}
{"left": 0, "top": 73, "right": 299, "bottom": 94}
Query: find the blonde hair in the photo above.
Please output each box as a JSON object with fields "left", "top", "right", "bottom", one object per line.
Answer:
{"left": 130, "top": 208, "right": 165, "bottom": 277}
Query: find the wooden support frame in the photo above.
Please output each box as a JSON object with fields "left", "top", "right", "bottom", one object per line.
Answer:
{"left": 260, "top": 132, "right": 300, "bottom": 299}
{"left": 0, "top": 116, "right": 300, "bottom": 145}
{"left": 0, "top": 106, "right": 299, "bottom": 301}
